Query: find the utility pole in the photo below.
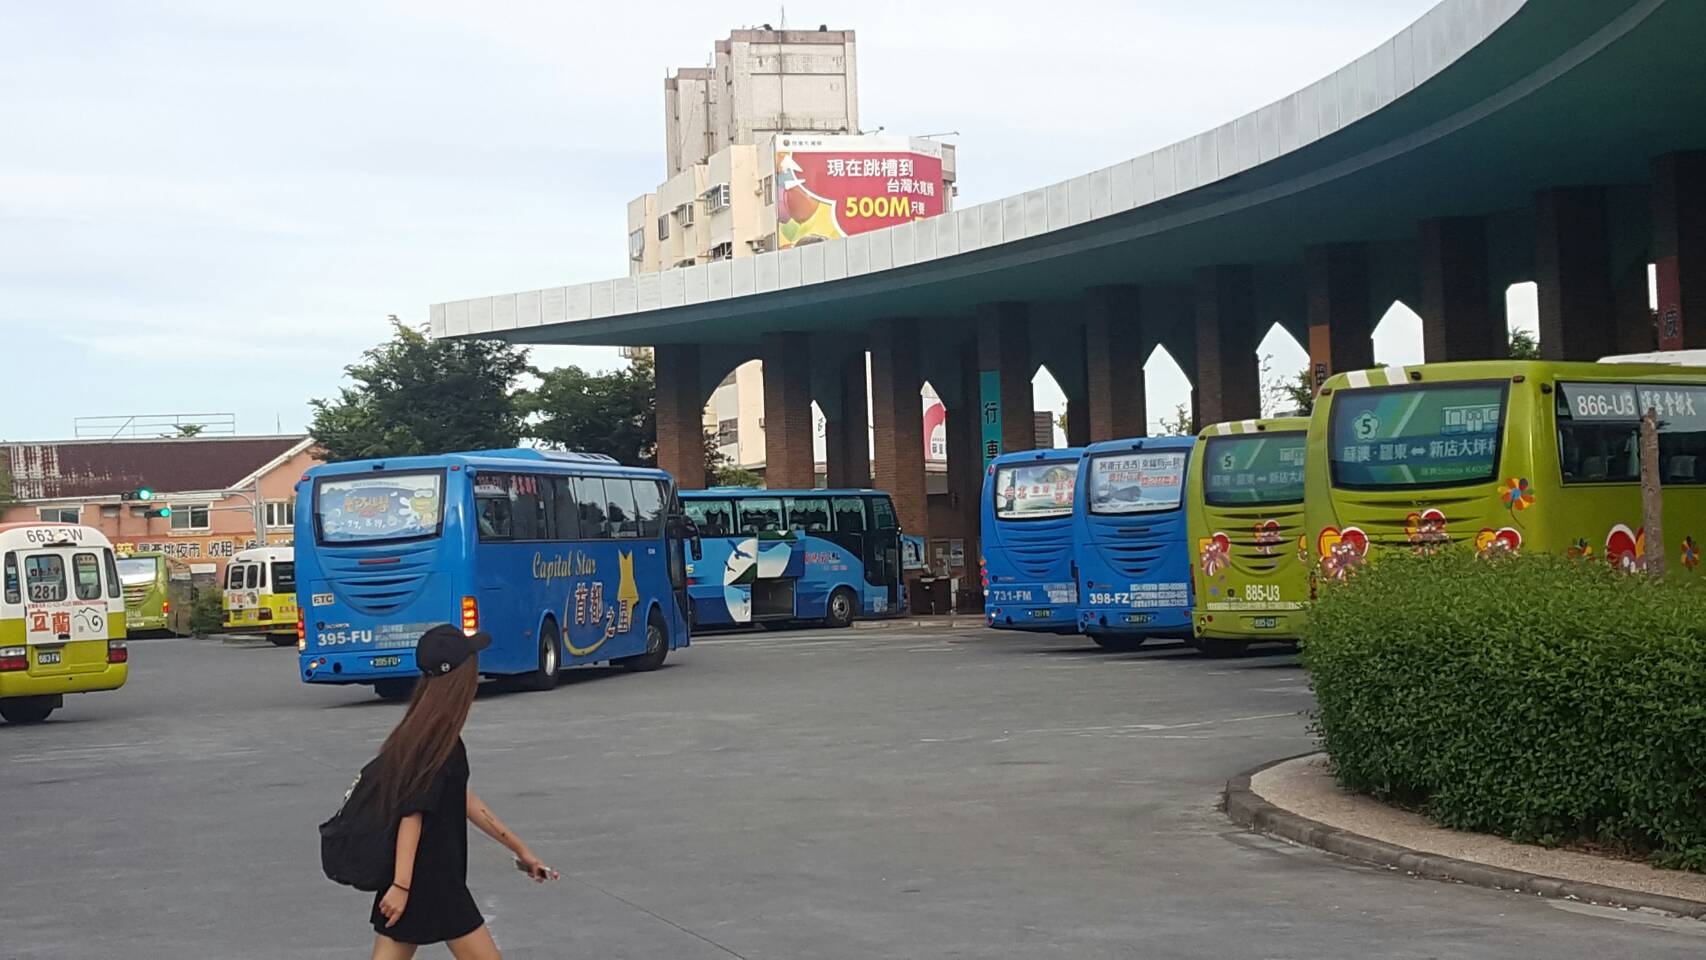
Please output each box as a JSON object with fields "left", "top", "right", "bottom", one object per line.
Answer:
{"left": 1640, "top": 406, "right": 1664, "bottom": 578}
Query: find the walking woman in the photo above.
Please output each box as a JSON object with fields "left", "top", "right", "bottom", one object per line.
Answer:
{"left": 370, "top": 625, "right": 556, "bottom": 959}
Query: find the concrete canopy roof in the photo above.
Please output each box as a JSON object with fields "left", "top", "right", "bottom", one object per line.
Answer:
{"left": 431, "top": 0, "right": 1706, "bottom": 349}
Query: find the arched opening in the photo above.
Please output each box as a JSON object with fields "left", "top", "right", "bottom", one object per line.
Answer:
{"left": 704, "top": 358, "right": 764, "bottom": 475}
{"left": 1031, "top": 364, "right": 1066, "bottom": 448}
{"left": 1371, "top": 300, "right": 1425, "bottom": 366}
{"left": 1506, "top": 282, "right": 1540, "bottom": 357}
{"left": 1256, "top": 322, "right": 1310, "bottom": 417}
{"left": 1142, "top": 345, "right": 1193, "bottom": 436}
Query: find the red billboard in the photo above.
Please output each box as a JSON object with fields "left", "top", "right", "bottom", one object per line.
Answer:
{"left": 774, "top": 134, "right": 946, "bottom": 250}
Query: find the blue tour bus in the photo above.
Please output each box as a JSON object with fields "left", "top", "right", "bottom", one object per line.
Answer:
{"left": 294, "top": 450, "right": 694, "bottom": 700}
{"left": 1072, "top": 436, "right": 1196, "bottom": 650}
{"left": 678, "top": 488, "right": 906, "bottom": 629}
{"left": 981, "top": 448, "right": 1083, "bottom": 633}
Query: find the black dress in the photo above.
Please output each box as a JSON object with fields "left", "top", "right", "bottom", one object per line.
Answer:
{"left": 370, "top": 739, "right": 485, "bottom": 944}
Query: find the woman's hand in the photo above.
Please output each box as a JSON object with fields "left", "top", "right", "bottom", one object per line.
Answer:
{"left": 378, "top": 883, "right": 410, "bottom": 927}
{"left": 514, "top": 850, "right": 558, "bottom": 883}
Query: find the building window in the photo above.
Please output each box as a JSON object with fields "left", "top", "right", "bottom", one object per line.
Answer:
{"left": 265, "top": 501, "right": 296, "bottom": 529}
{"left": 716, "top": 418, "right": 740, "bottom": 445}
{"left": 709, "top": 241, "right": 733, "bottom": 261}
{"left": 170, "top": 504, "right": 211, "bottom": 531}
{"left": 38, "top": 507, "right": 81, "bottom": 524}
{"left": 628, "top": 228, "right": 646, "bottom": 260}
{"left": 657, "top": 214, "right": 670, "bottom": 241}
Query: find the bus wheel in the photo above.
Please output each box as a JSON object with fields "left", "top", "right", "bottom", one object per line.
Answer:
{"left": 374, "top": 679, "right": 414, "bottom": 701}
{"left": 518, "top": 620, "right": 562, "bottom": 691}
{"left": 1090, "top": 634, "right": 1146, "bottom": 652}
{"left": 620, "top": 611, "right": 670, "bottom": 672}
{"left": 1194, "top": 637, "right": 1250, "bottom": 659}
{"left": 823, "top": 588, "right": 858, "bottom": 629}
{"left": 0, "top": 698, "right": 56, "bottom": 724}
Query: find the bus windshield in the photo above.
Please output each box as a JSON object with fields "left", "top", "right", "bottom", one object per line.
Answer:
{"left": 116, "top": 556, "right": 161, "bottom": 585}
{"left": 315, "top": 472, "right": 445, "bottom": 544}
{"left": 1204, "top": 432, "right": 1306, "bottom": 506}
{"left": 994, "top": 462, "right": 1078, "bottom": 520}
{"left": 1088, "top": 451, "right": 1187, "bottom": 514}
{"left": 1330, "top": 383, "right": 1507, "bottom": 489}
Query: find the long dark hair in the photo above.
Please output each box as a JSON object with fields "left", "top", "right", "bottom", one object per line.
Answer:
{"left": 376, "top": 655, "right": 479, "bottom": 823}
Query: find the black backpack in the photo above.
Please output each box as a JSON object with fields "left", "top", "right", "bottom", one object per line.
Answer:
{"left": 319, "top": 758, "right": 395, "bottom": 892}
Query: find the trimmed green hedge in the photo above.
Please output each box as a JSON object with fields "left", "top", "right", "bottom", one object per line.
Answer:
{"left": 1301, "top": 550, "right": 1706, "bottom": 869}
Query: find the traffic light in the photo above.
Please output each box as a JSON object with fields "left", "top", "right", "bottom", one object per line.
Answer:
{"left": 146, "top": 506, "right": 171, "bottom": 519}
{"left": 121, "top": 487, "right": 155, "bottom": 502}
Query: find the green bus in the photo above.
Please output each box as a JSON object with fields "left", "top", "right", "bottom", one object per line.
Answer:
{"left": 115, "top": 551, "right": 193, "bottom": 637}
{"left": 1187, "top": 417, "right": 1310, "bottom": 657}
{"left": 1305, "top": 360, "right": 1706, "bottom": 578}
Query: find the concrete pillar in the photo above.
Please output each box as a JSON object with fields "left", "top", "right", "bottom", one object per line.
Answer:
{"left": 1305, "top": 243, "right": 1374, "bottom": 389}
{"left": 1614, "top": 259, "right": 1656, "bottom": 354}
{"left": 1534, "top": 187, "right": 1615, "bottom": 361}
{"left": 976, "top": 302, "right": 1034, "bottom": 461}
{"left": 870, "top": 319, "right": 928, "bottom": 536}
{"left": 1083, "top": 286, "right": 1147, "bottom": 441}
{"left": 1651, "top": 152, "right": 1706, "bottom": 350}
{"left": 653, "top": 343, "right": 705, "bottom": 489}
{"left": 760, "top": 332, "right": 815, "bottom": 489}
{"left": 1193, "top": 266, "right": 1260, "bottom": 425}
{"left": 823, "top": 352, "right": 869, "bottom": 488}
{"left": 951, "top": 341, "right": 983, "bottom": 598}
{"left": 1418, "top": 216, "right": 1506, "bottom": 361}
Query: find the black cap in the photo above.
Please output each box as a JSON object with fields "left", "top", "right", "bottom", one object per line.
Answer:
{"left": 416, "top": 624, "right": 491, "bottom": 677}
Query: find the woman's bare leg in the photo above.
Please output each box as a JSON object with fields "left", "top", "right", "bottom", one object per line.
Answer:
{"left": 370, "top": 934, "right": 419, "bottom": 960}
{"left": 446, "top": 925, "right": 501, "bottom": 960}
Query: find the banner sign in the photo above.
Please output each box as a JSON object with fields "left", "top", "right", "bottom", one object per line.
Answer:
{"left": 774, "top": 134, "right": 946, "bottom": 250}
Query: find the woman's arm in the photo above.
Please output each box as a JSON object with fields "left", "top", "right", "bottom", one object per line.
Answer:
{"left": 376, "top": 813, "right": 422, "bottom": 927}
{"left": 467, "top": 788, "right": 555, "bottom": 882}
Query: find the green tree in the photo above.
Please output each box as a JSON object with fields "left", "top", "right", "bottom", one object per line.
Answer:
{"left": 1509, "top": 327, "right": 1541, "bottom": 359}
{"left": 526, "top": 353, "right": 658, "bottom": 466}
{"left": 310, "top": 318, "right": 531, "bottom": 462}
{"left": 703, "top": 432, "right": 764, "bottom": 487}
{"left": 1157, "top": 402, "right": 1193, "bottom": 436}
{"left": 168, "top": 424, "right": 205, "bottom": 438}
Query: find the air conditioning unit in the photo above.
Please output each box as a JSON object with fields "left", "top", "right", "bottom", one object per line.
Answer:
{"left": 704, "top": 183, "right": 731, "bottom": 212}
{"left": 677, "top": 203, "right": 695, "bottom": 226}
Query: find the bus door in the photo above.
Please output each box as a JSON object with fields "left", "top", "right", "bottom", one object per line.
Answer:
{"left": 854, "top": 495, "right": 903, "bottom": 610}
{"left": 665, "top": 489, "right": 695, "bottom": 628}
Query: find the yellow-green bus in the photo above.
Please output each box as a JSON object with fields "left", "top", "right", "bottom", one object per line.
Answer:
{"left": 115, "top": 550, "right": 193, "bottom": 636}
{"left": 1304, "top": 360, "right": 1706, "bottom": 578}
{"left": 1186, "top": 417, "right": 1310, "bottom": 657}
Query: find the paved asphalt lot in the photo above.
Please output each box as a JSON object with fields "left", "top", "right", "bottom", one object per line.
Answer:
{"left": 4, "top": 626, "right": 1705, "bottom": 959}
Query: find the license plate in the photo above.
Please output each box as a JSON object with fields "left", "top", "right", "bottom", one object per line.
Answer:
{"left": 37, "top": 650, "right": 61, "bottom": 665}
{"left": 1123, "top": 613, "right": 1154, "bottom": 625}
{"left": 1252, "top": 616, "right": 1279, "bottom": 630}
{"left": 370, "top": 656, "right": 401, "bottom": 668}
{"left": 1029, "top": 608, "right": 1054, "bottom": 619}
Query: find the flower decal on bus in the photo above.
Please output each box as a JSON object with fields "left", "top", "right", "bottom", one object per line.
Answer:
{"left": 1500, "top": 477, "right": 1534, "bottom": 513}
{"left": 1682, "top": 536, "right": 1700, "bottom": 571}
{"left": 1317, "top": 527, "right": 1368, "bottom": 582}
{"left": 1404, "top": 509, "right": 1449, "bottom": 554}
{"left": 1566, "top": 537, "right": 1595, "bottom": 561}
{"left": 1198, "top": 533, "right": 1231, "bottom": 578}
{"left": 1605, "top": 524, "right": 1645, "bottom": 573}
{"left": 1296, "top": 534, "right": 1310, "bottom": 565}
{"left": 1252, "top": 520, "right": 1283, "bottom": 556}
{"left": 1474, "top": 527, "right": 1522, "bottom": 558}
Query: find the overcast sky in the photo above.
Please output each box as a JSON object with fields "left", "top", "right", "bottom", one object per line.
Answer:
{"left": 0, "top": 0, "right": 1522, "bottom": 441}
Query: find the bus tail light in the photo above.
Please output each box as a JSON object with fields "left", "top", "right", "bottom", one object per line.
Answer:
{"left": 0, "top": 647, "right": 26, "bottom": 671}
{"left": 162, "top": 599, "right": 171, "bottom": 614}
{"left": 298, "top": 610, "right": 307, "bottom": 650}
{"left": 461, "top": 596, "right": 479, "bottom": 635}
{"left": 108, "top": 640, "right": 128, "bottom": 664}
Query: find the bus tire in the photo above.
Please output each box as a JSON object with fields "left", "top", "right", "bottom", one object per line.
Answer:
{"left": 374, "top": 679, "right": 415, "bottom": 701}
{"left": 517, "top": 620, "right": 562, "bottom": 691}
{"left": 823, "top": 588, "right": 858, "bottom": 629}
{"left": 620, "top": 610, "right": 670, "bottom": 672}
{"left": 0, "top": 699, "right": 56, "bottom": 724}
{"left": 1089, "top": 634, "right": 1146, "bottom": 652}
{"left": 1194, "top": 637, "right": 1250, "bottom": 659}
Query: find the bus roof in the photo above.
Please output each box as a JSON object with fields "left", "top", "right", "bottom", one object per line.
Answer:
{"left": 302, "top": 449, "right": 672, "bottom": 482}
{"left": 1197, "top": 416, "right": 1310, "bottom": 438}
{"left": 684, "top": 487, "right": 891, "bottom": 498}
{"left": 0, "top": 522, "right": 115, "bottom": 550}
{"left": 1081, "top": 435, "right": 1196, "bottom": 456}
{"left": 988, "top": 447, "right": 1083, "bottom": 468}
{"left": 1317, "top": 359, "right": 1706, "bottom": 394}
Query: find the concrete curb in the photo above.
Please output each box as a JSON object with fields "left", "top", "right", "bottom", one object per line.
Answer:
{"left": 852, "top": 618, "right": 985, "bottom": 630}
{"left": 1225, "top": 753, "right": 1706, "bottom": 920}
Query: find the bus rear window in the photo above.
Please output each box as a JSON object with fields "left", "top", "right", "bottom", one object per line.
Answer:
{"left": 994, "top": 462, "right": 1078, "bottom": 520}
{"left": 1088, "top": 451, "right": 1187, "bottom": 514}
{"left": 1204, "top": 433, "right": 1306, "bottom": 506}
{"left": 117, "top": 557, "right": 160, "bottom": 584}
{"left": 316, "top": 472, "right": 444, "bottom": 545}
{"left": 1329, "top": 383, "right": 1506, "bottom": 489}
{"left": 1557, "top": 382, "right": 1706, "bottom": 484}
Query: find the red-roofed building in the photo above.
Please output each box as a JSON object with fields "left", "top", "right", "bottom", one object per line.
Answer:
{"left": 1, "top": 436, "right": 321, "bottom": 581}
